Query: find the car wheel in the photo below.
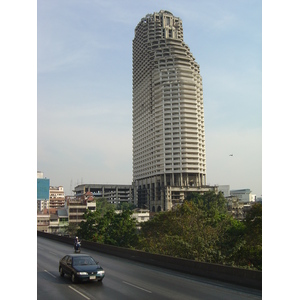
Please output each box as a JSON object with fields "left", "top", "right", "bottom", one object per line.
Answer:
{"left": 98, "top": 279, "right": 103, "bottom": 282}
{"left": 71, "top": 273, "right": 77, "bottom": 283}
{"left": 59, "top": 266, "right": 64, "bottom": 277}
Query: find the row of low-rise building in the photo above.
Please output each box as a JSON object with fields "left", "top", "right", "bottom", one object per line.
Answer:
{"left": 37, "top": 191, "right": 97, "bottom": 234}
{"left": 37, "top": 173, "right": 150, "bottom": 234}
{"left": 37, "top": 203, "right": 151, "bottom": 235}
{"left": 37, "top": 172, "right": 260, "bottom": 233}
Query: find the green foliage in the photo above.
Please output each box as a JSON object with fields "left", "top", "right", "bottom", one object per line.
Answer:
{"left": 95, "top": 197, "right": 115, "bottom": 215}
{"left": 104, "top": 209, "right": 138, "bottom": 247}
{"left": 138, "top": 200, "right": 226, "bottom": 261}
{"left": 186, "top": 191, "right": 228, "bottom": 219}
{"left": 77, "top": 192, "right": 262, "bottom": 270}
{"left": 116, "top": 201, "right": 136, "bottom": 211}
{"left": 66, "top": 222, "right": 79, "bottom": 237}
{"left": 77, "top": 207, "right": 138, "bottom": 248}
{"left": 238, "top": 203, "right": 262, "bottom": 269}
{"left": 77, "top": 210, "right": 103, "bottom": 241}
{"left": 137, "top": 192, "right": 262, "bottom": 270}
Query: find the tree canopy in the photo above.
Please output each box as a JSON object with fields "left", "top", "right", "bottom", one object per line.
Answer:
{"left": 77, "top": 207, "right": 138, "bottom": 248}
{"left": 75, "top": 192, "right": 262, "bottom": 270}
{"left": 138, "top": 192, "right": 262, "bottom": 269}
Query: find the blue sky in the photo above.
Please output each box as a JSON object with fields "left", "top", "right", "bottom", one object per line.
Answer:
{"left": 3, "top": 2, "right": 300, "bottom": 294}
{"left": 37, "top": 0, "right": 262, "bottom": 196}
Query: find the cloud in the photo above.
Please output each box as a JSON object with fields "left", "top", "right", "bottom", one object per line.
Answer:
{"left": 37, "top": 0, "right": 262, "bottom": 197}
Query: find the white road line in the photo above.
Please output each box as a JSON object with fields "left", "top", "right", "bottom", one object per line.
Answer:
{"left": 123, "top": 281, "right": 152, "bottom": 293}
{"left": 68, "top": 286, "right": 90, "bottom": 300}
{"left": 44, "top": 270, "right": 56, "bottom": 278}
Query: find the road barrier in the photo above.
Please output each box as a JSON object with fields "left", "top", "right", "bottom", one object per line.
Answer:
{"left": 37, "top": 231, "right": 262, "bottom": 290}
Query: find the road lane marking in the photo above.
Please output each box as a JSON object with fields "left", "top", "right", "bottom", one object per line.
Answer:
{"left": 69, "top": 286, "right": 90, "bottom": 300}
{"left": 44, "top": 270, "right": 56, "bottom": 278}
{"left": 123, "top": 281, "right": 152, "bottom": 293}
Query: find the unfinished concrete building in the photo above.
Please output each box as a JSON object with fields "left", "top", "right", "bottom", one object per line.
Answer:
{"left": 132, "top": 10, "right": 214, "bottom": 212}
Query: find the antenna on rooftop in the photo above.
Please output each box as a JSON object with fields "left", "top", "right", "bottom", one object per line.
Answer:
{"left": 70, "top": 179, "right": 73, "bottom": 195}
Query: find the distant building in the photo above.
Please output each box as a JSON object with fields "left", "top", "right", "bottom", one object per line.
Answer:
{"left": 115, "top": 208, "right": 150, "bottom": 230}
{"left": 218, "top": 185, "right": 230, "bottom": 197}
{"left": 132, "top": 208, "right": 150, "bottom": 224}
{"left": 37, "top": 171, "right": 50, "bottom": 211}
{"left": 37, "top": 171, "right": 44, "bottom": 178}
{"left": 226, "top": 196, "right": 246, "bottom": 220}
{"left": 37, "top": 208, "right": 69, "bottom": 234}
{"left": 49, "top": 186, "right": 65, "bottom": 209}
{"left": 66, "top": 192, "right": 96, "bottom": 226}
{"left": 47, "top": 208, "right": 69, "bottom": 234}
{"left": 230, "top": 189, "right": 255, "bottom": 203}
{"left": 226, "top": 196, "right": 257, "bottom": 220}
{"left": 74, "top": 184, "right": 134, "bottom": 205}
{"left": 132, "top": 10, "right": 210, "bottom": 212}
{"left": 37, "top": 199, "right": 49, "bottom": 211}
{"left": 37, "top": 212, "right": 50, "bottom": 232}
{"left": 256, "top": 196, "right": 262, "bottom": 203}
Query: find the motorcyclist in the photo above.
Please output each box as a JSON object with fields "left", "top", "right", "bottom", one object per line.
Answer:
{"left": 74, "top": 236, "right": 80, "bottom": 251}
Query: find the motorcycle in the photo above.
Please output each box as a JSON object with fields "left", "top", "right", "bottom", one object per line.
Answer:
{"left": 74, "top": 241, "right": 81, "bottom": 253}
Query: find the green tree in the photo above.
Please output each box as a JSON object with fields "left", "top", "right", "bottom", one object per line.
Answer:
{"left": 104, "top": 209, "right": 138, "bottom": 247}
{"left": 138, "top": 200, "right": 227, "bottom": 261}
{"left": 217, "top": 203, "right": 262, "bottom": 269}
{"left": 116, "top": 201, "right": 136, "bottom": 211}
{"left": 77, "top": 210, "right": 103, "bottom": 241}
{"left": 240, "top": 203, "right": 262, "bottom": 269}
{"left": 186, "top": 191, "right": 228, "bottom": 219}
{"left": 218, "top": 217, "right": 247, "bottom": 265}
{"left": 77, "top": 207, "right": 138, "bottom": 248}
{"left": 138, "top": 191, "right": 262, "bottom": 269}
{"left": 66, "top": 222, "right": 79, "bottom": 237}
{"left": 95, "top": 197, "right": 115, "bottom": 215}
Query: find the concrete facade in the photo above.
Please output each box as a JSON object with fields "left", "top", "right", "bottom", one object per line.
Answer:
{"left": 132, "top": 10, "right": 210, "bottom": 211}
{"left": 49, "top": 186, "right": 65, "bottom": 209}
{"left": 74, "top": 184, "right": 134, "bottom": 204}
{"left": 37, "top": 199, "right": 49, "bottom": 211}
{"left": 230, "top": 189, "right": 255, "bottom": 203}
{"left": 66, "top": 192, "right": 96, "bottom": 225}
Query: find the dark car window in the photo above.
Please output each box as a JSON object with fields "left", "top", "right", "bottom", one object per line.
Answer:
{"left": 73, "top": 256, "right": 96, "bottom": 266}
{"left": 67, "top": 256, "right": 72, "bottom": 265}
{"left": 61, "top": 255, "right": 68, "bottom": 263}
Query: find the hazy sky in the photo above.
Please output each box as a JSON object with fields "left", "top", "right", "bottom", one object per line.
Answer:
{"left": 37, "top": 0, "right": 262, "bottom": 196}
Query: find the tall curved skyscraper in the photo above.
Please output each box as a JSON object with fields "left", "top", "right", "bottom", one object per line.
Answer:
{"left": 132, "top": 10, "right": 211, "bottom": 211}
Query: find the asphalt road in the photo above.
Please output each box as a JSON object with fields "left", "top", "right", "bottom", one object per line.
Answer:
{"left": 37, "top": 236, "right": 262, "bottom": 300}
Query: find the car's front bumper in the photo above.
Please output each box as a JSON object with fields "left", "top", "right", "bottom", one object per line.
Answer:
{"left": 76, "top": 273, "right": 105, "bottom": 282}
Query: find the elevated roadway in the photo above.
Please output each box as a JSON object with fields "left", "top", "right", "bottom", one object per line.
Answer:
{"left": 37, "top": 236, "right": 262, "bottom": 300}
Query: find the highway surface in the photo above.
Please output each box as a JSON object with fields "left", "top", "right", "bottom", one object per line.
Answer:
{"left": 37, "top": 236, "right": 262, "bottom": 300}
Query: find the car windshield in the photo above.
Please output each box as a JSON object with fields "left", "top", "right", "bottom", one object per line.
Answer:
{"left": 73, "top": 256, "right": 96, "bottom": 266}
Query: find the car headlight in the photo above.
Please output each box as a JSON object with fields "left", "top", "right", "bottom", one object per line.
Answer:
{"left": 77, "top": 272, "right": 88, "bottom": 275}
{"left": 97, "top": 270, "right": 105, "bottom": 275}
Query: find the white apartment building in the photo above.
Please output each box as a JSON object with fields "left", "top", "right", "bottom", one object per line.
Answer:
{"left": 132, "top": 10, "right": 213, "bottom": 212}
{"left": 66, "top": 192, "right": 96, "bottom": 225}
{"left": 230, "top": 189, "right": 255, "bottom": 203}
{"left": 49, "top": 186, "right": 65, "bottom": 209}
{"left": 37, "top": 213, "right": 50, "bottom": 232}
{"left": 37, "top": 199, "right": 49, "bottom": 211}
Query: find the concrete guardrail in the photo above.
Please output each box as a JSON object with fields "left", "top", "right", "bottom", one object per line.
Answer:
{"left": 37, "top": 231, "right": 262, "bottom": 290}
